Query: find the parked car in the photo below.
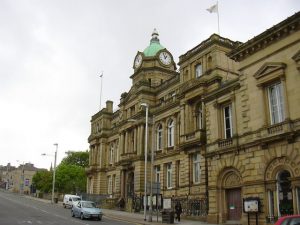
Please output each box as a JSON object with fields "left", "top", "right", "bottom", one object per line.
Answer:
{"left": 63, "top": 194, "right": 81, "bottom": 208}
{"left": 71, "top": 200, "right": 103, "bottom": 221}
{"left": 275, "top": 215, "right": 300, "bottom": 225}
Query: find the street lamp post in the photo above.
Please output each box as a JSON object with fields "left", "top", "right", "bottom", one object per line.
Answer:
{"left": 149, "top": 115, "right": 155, "bottom": 222}
{"left": 52, "top": 143, "right": 58, "bottom": 204}
{"left": 141, "top": 103, "right": 148, "bottom": 221}
{"left": 42, "top": 143, "right": 58, "bottom": 204}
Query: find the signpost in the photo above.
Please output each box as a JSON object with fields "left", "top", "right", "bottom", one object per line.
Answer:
{"left": 243, "top": 197, "right": 260, "bottom": 225}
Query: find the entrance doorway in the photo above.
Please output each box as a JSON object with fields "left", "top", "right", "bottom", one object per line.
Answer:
{"left": 226, "top": 188, "right": 242, "bottom": 220}
{"left": 127, "top": 172, "right": 134, "bottom": 198}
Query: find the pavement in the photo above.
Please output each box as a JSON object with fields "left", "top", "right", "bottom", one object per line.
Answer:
{"left": 21, "top": 194, "right": 217, "bottom": 225}
{"left": 101, "top": 208, "right": 217, "bottom": 225}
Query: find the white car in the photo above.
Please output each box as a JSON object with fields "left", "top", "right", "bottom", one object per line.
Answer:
{"left": 63, "top": 194, "right": 81, "bottom": 208}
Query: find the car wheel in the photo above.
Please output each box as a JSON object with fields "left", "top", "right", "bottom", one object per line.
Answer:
{"left": 71, "top": 210, "right": 74, "bottom": 217}
{"left": 80, "top": 213, "right": 84, "bottom": 220}
{"left": 63, "top": 204, "right": 66, "bottom": 208}
{"left": 98, "top": 215, "right": 102, "bottom": 221}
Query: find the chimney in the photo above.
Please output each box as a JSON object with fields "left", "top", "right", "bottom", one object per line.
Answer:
{"left": 106, "top": 100, "right": 113, "bottom": 113}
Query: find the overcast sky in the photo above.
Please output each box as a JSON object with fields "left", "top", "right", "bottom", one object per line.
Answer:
{"left": 0, "top": 0, "right": 299, "bottom": 169}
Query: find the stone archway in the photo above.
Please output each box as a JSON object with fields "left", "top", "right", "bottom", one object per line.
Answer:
{"left": 264, "top": 156, "right": 300, "bottom": 218}
{"left": 217, "top": 167, "right": 243, "bottom": 223}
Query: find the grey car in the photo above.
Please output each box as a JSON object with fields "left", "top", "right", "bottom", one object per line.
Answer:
{"left": 71, "top": 200, "right": 103, "bottom": 221}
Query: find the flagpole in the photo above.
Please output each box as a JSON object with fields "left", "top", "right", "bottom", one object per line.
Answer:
{"left": 217, "top": 1, "right": 220, "bottom": 35}
{"left": 99, "top": 71, "right": 103, "bottom": 111}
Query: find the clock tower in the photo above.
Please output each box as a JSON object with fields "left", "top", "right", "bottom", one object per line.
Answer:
{"left": 131, "top": 29, "right": 177, "bottom": 86}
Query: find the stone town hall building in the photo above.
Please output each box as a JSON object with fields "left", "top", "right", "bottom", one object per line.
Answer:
{"left": 87, "top": 12, "right": 300, "bottom": 224}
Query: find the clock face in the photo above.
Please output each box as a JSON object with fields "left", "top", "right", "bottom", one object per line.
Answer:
{"left": 159, "top": 51, "right": 172, "bottom": 65}
{"left": 134, "top": 54, "right": 143, "bottom": 68}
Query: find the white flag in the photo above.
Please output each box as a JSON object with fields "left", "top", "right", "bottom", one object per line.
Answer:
{"left": 207, "top": 3, "right": 218, "bottom": 13}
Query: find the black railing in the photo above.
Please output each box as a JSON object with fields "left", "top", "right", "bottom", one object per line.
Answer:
{"left": 171, "top": 198, "right": 207, "bottom": 216}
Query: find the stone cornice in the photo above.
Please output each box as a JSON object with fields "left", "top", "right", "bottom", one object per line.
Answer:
{"left": 130, "top": 66, "right": 178, "bottom": 79}
{"left": 202, "top": 78, "right": 240, "bottom": 103}
{"left": 229, "top": 12, "right": 300, "bottom": 62}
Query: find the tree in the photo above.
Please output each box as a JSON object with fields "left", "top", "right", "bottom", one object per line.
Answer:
{"left": 61, "top": 151, "right": 89, "bottom": 168}
{"left": 32, "top": 170, "right": 52, "bottom": 193}
{"left": 32, "top": 151, "right": 89, "bottom": 194}
{"left": 55, "top": 164, "right": 86, "bottom": 194}
{"left": 54, "top": 151, "right": 88, "bottom": 193}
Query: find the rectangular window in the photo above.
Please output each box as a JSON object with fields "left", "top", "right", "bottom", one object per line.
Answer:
{"left": 166, "top": 163, "right": 172, "bottom": 189}
{"left": 109, "top": 146, "right": 114, "bottom": 165}
{"left": 268, "top": 83, "right": 284, "bottom": 125}
{"left": 193, "top": 154, "right": 201, "bottom": 184}
{"left": 157, "top": 126, "right": 163, "bottom": 150}
{"left": 195, "top": 64, "right": 202, "bottom": 78}
{"left": 108, "top": 176, "right": 112, "bottom": 194}
{"left": 168, "top": 121, "right": 174, "bottom": 147}
{"left": 155, "top": 165, "right": 161, "bottom": 183}
{"left": 223, "top": 105, "right": 232, "bottom": 139}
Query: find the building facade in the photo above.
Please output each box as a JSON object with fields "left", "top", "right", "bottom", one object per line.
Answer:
{"left": 87, "top": 13, "right": 300, "bottom": 224}
{"left": 1, "top": 163, "right": 40, "bottom": 194}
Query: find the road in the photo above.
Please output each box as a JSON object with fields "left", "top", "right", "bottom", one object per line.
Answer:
{"left": 0, "top": 191, "right": 133, "bottom": 225}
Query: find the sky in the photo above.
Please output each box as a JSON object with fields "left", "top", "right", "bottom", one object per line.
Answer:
{"left": 0, "top": 0, "right": 299, "bottom": 169}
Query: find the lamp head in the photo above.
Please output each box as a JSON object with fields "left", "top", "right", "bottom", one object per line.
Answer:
{"left": 140, "top": 103, "right": 148, "bottom": 108}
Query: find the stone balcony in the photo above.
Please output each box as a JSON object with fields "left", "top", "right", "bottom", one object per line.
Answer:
{"left": 180, "top": 129, "right": 206, "bottom": 150}
{"left": 119, "top": 152, "right": 138, "bottom": 166}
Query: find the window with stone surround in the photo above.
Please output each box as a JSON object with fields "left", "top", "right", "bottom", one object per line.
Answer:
{"left": 156, "top": 124, "right": 163, "bottom": 150}
{"left": 155, "top": 165, "right": 161, "bottom": 183}
{"left": 166, "top": 163, "right": 172, "bottom": 189}
{"left": 196, "top": 103, "right": 203, "bottom": 130}
{"left": 109, "top": 145, "right": 114, "bottom": 165}
{"left": 167, "top": 120, "right": 174, "bottom": 147}
{"left": 223, "top": 104, "right": 233, "bottom": 139}
{"left": 195, "top": 64, "right": 202, "bottom": 78}
{"left": 253, "top": 62, "right": 288, "bottom": 126}
{"left": 267, "top": 82, "right": 284, "bottom": 125}
{"left": 193, "top": 153, "right": 201, "bottom": 184}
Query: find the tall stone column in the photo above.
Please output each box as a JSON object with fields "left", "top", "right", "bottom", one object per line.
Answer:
{"left": 124, "top": 131, "right": 128, "bottom": 154}
{"left": 134, "top": 127, "right": 137, "bottom": 153}
{"left": 140, "top": 125, "right": 144, "bottom": 154}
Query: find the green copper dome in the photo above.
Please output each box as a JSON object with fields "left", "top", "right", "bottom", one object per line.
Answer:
{"left": 143, "top": 28, "right": 165, "bottom": 57}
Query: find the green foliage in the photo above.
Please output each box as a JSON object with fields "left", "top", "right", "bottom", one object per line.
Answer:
{"left": 32, "top": 170, "right": 52, "bottom": 193}
{"left": 55, "top": 164, "right": 86, "bottom": 193}
{"left": 60, "top": 151, "right": 89, "bottom": 168}
{"left": 33, "top": 151, "right": 88, "bottom": 194}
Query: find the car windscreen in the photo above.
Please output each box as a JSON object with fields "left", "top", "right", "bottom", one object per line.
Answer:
{"left": 82, "top": 202, "right": 96, "bottom": 208}
{"left": 72, "top": 197, "right": 81, "bottom": 201}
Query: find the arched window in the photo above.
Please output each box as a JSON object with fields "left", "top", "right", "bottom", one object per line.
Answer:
{"left": 195, "top": 64, "right": 202, "bottom": 78}
{"left": 277, "top": 170, "right": 293, "bottom": 216}
{"left": 167, "top": 120, "right": 174, "bottom": 147}
{"left": 156, "top": 124, "right": 163, "bottom": 150}
{"left": 196, "top": 104, "right": 203, "bottom": 129}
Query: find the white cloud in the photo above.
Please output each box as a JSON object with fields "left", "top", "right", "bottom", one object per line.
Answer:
{"left": 0, "top": 0, "right": 299, "bottom": 168}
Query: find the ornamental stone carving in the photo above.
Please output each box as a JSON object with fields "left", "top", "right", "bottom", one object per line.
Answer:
{"left": 224, "top": 173, "right": 241, "bottom": 187}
